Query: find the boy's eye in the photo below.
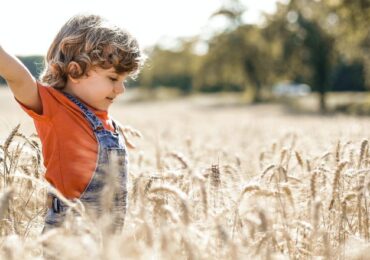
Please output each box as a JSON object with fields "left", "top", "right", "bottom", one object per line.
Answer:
{"left": 109, "top": 77, "right": 118, "bottom": 81}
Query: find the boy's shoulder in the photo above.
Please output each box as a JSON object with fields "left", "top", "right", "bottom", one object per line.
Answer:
{"left": 18, "top": 82, "right": 69, "bottom": 120}
{"left": 37, "top": 82, "right": 68, "bottom": 101}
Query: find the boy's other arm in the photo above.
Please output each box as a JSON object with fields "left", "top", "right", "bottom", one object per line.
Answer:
{"left": 0, "top": 45, "right": 42, "bottom": 114}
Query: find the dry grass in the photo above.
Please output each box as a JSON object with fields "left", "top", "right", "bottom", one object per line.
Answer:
{"left": 1, "top": 87, "right": 370, "bottom": 259}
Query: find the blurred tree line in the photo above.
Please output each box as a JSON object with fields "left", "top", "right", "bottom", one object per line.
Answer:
{"left": 1, "top": 0, "right": 368, "bottom": 112}
{"left": 137, "top": 0, "right": 369, "bottom": 112}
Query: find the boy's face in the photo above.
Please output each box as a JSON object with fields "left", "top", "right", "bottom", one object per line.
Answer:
{"left": 68, "top": 67, "right": 128, "bottom": 111}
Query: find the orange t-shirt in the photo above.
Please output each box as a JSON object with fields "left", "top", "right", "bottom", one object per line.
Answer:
{"left": 16, "top": 82, "right": 115, "bottom": 199}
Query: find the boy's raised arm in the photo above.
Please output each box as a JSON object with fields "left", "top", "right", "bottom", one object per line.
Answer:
{"left": 0, "top": 45, "right": 42, "bottom": 114}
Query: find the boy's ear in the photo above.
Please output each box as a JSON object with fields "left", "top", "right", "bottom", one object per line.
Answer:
{"left": 67, "top": 62, "right": 83, "bottom": 83}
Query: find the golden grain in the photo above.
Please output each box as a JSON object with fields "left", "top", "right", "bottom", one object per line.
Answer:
{"left": 167, "top": 151, "right": 189, "bottom": 169}
{"left": 329, "top": 161, "right": 347, "bottom": 210}
{"left": 1, "top": 105, "right": 370, "bottom": 259}
{"left": 3, "top": 124, "right": 20, "bottom": 151}
{"left": 358, "top": 139, "right": 368, "bottom": 169}
{"left": 149, "top": 184, "right": 189, "bottom": 225}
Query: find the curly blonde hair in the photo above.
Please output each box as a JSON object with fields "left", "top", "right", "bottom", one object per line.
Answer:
{"left": 40, "top": 14, "right": 144, "bottom": 89}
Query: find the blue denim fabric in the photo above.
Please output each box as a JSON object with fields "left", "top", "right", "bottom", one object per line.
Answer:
{"left": 43, "top": 92, "right": 128, "bottom": 232}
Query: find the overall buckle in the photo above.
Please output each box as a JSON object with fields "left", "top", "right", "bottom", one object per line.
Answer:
{"left": 52, "top": 197, "right": 60, "bottom": 213}
{"left": 47, "top": 194, "right": 61, "bottom": 213}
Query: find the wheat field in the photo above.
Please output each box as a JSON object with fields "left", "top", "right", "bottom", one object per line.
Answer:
{"left": 0, "top": 87, "right": 370, "bottom": 259}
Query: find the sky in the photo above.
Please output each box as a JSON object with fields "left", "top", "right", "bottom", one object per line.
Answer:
{"left": 0, "top": 0, "right": 282, "bottom": 56}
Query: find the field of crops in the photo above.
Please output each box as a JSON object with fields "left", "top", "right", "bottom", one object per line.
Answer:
{"left": 0, "top": 87, "right": 370, "bottom": 259}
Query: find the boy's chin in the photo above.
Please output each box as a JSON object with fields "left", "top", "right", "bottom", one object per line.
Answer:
{"left": 97, "top": 106, "right": 109, "bottom": 112}
{"left": 89, "top": 103, "right": 109, "bottom": 112}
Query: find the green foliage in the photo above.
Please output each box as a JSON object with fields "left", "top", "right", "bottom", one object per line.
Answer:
{"left": 18, "top": 56, "right": 44, "bottom": 78}
{"left": 331, "top": 61, "right": 366, "bottom": 92}
{"left": 138, "top": 40, "right": 201, "bottom": 94}
{"left": 193, "top": 25, "right": 274, "bottom": 101}
{"left": 137, "top": 0, "right": 368, "bottom": 108}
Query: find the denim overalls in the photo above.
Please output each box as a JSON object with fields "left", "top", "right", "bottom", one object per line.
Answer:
{"left": 42, "top": 92, "right": 128, "bottom": 233}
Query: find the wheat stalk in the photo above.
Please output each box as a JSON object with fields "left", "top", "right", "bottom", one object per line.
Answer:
{"left": 329, "top": 161, "right": 347, "bottom": 210}
{"left": 357, "top": 139, "right": 368, "bottom": 169}
{"left": 167, "top": 151, "right": 189, "bottom": 169}
{"left": 149, "top": 185, "right": 189, "bottom": 225}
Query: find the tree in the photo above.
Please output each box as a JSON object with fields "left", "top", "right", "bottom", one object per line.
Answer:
{"left": 323, "top": 0, "right": 370, "bottom": 87}
{"left": 264, "top": 1, "right": 336, "bottom": 112}
{"left": 138, "top": 38, "right": 201, "bottom": 94}
{"left": 198, "top": 0, "right": 275, "bottom": 102}
{"left": 194, "top": 25, "right": 274, "bottom": 102}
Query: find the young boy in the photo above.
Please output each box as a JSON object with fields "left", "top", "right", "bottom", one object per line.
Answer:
{"left": 0, "top": 14, "right": 145, "bottom": 232}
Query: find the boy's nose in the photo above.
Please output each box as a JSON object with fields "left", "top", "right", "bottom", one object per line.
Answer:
{"left": 114, "top": 83, "right": 125, "bottom": 94}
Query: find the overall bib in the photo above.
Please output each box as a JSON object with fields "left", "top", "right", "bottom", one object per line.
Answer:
{"left": 42, "top": 92, "right": 128, "bottom": 233}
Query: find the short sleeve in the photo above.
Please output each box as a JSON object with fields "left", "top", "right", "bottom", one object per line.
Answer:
{"left": 14, "top": 81, "right": 59, "bottom": 121}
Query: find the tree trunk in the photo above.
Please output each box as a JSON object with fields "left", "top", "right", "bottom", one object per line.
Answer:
{"left": 252, "top": 84, "right": 262, "bottom": 103}
{"left": 319, "top": 92, "right": 327, "bottom": 113}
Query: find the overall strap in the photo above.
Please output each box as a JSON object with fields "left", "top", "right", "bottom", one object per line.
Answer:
{"left": 62, "top": 92, "right": 105, "bottom": 132}
{"left": 111, "top": 118, "right": 122, "bottom": 134}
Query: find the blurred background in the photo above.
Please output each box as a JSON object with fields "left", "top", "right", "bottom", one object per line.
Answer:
{"left": 1, "top": 0, "right": 369, "bottom": 115}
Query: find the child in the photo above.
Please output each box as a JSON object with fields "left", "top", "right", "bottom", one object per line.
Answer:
{"left": 0, "top": 14, "right": 145, "bottom": 233}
